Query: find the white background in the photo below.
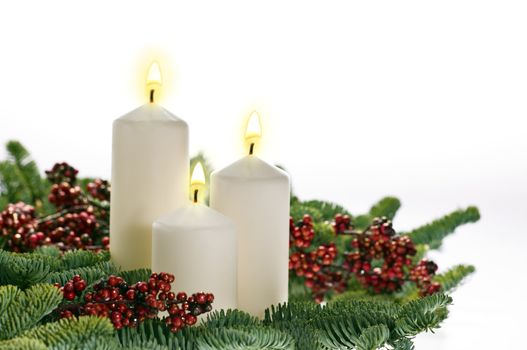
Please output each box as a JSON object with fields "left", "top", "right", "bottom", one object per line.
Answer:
{"left": 0, "top": 1, "right": 526, "bottom": 348}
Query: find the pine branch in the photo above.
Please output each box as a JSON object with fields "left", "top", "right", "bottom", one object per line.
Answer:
{"left": 293, "top": 200, "right": 352, "bottom": 222}
{"left": 4, "top": 141, "right": 46, "bottom": 206}
{"left": 196, "top": 328, "right": 295, "bottom": 350}
{"left": 0, "top": 162, "right": 22, "bottom": 205}
{"left": 0, "top": 337, "right": 48, "bottom": 350}
{"left": 355, "top": 324, "right": 390, "bottom": 350}
{"left": 394, "top": 293, "right": 452, "bottom": 337}
{"left": 203, "top": 309, "right": 259, "bottom": 329}
{"left": 0, "top": 284, "right": 63, "bottom": 340}
{"left": 0, "top": 249, "right": 115, "bottom": 288}
{"left": 434, "top": 265, "right": 475, "bottom": 293}
{"left": 21, "top": 316, "right": 118, "bottom": 350}
{"left": 368, "top": 197, "right": 401, "bottom": 221}
{"left": 354, "top": 197, "right": 401, "bottom": 230}
{"left": 391, "top": 338, "right": 415, "bottom": 350}
{"left": 44, "top": 261, "right": 118, "bottom": 286}
{"left": 116, "top": 269, "right": 152, "bottom": 285}
{"left": 404, "top": 207, "right": 480, "bottom": 249}
{"left": 0, "top": 250, "right": 61, "bottom": 288}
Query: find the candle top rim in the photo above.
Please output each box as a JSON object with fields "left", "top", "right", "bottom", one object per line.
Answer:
{"left": 116, "top": 104, "right": 186, "bottom": 124}
{"left": 153, "top": 203, "right": 235, "bottom": 229}
{"left": 211, "top": 156, "right": 289, "bottom": 181}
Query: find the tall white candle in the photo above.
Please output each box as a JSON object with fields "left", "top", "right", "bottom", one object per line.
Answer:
{"left": 210, "top": 112, "right": 290, "bottom": 317}
{"left": 152, "top": 163, "right": 237, "bottom": 311}
{"left": 110, "top": 62, "right": 189, "bottom": 270}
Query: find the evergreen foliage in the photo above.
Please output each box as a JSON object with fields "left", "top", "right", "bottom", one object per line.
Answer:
{"left": 0, "top": 141, "right": 48, "bottom": 210}
{"left": 353, "top": 197, "right": 401, "bottom": 230}
{"left": 434, "top": 265, "right": 475, "bottom": 293}
{"left": 0, "top": 141, "right": 481, "bottom": 349}
{"left": 405, "top": 207, "right": 480, "bottom": 248}
{"left": 0, "top": 248, "right": 116, "bottom": 288}
{"left": 0, "top": 316, "right": 118, "bottom": 350}
{"left": 0, "top": 284, "right": 63, "bottom": 340}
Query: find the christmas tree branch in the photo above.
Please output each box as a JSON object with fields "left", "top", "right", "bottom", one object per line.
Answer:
{"left": 404, "top": 207, "right": 480, "bottom": 249}
{"left": 3, "top": 141, "right": 46, "bottom": 206}
{"left": 434, "top": 264, "right": 475, "bottom": 293}
{"left": 0, "top": 284, "right": 63, "bottom": 341}
{"left": 354, "top": 197, "right": 401, "bottom": 229}
{"left": 0, "top": 248, "right": 114, "bottom": 288}
{"left": 20, "top": 316, "right": 117, "bottom": 350}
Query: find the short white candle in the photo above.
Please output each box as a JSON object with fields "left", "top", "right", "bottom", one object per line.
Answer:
{"left": 110, "top": 62, "right": 189, "bottom": 270}
{"left": 152, "top": 162, "right": 237, "bottom": 311}
{"left": 210, "top": 112, "right": 290, "bottom": 317}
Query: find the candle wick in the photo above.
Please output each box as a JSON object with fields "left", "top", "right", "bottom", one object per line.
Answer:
{"left": 249, "top": 143, "right": 255, "bottom": 155}
{"left": 193, "top": 189, "right": 199, "bottom": 203}
{"left": 149, "top": 89, "right": 155, "bottom": 103}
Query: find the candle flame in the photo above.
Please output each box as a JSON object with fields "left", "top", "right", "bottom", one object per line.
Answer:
{"left": 244, "top": 111, "right": 262, "bottom": 155}
{"left": 245, "top": 111, "right": 262, "bottom": 139}
{"left": 146, "top": 61, "right": 162, "bottom": 103}
{"left": 191, "top": 162, "right": 206, "bottom": 186}
{"left": 147, "top": 61, "right": 162, "bottom": 85}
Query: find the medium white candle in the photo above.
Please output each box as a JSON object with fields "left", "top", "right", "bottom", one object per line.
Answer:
{"left": 152, "top": 163, "right": 237, "bottom": 311}
{"left": 110, "top": 62, "right": 189, "bottom": 270}
{"left": 210, "top": 112, "right": 290, "bottom": 317}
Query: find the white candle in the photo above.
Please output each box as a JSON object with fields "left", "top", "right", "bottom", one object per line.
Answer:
{"left": 210, "top": 112, "right": 290, "bottom": 317}
{"left": 110, "top": 62, "right": 189, "bottom": 270}
{"left": 152, "top": 162, "right": 237, "bottom": 311}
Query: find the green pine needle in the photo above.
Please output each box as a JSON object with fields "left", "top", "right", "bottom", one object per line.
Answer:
{"left": 0, "top": 284, "right": 63, "bottom": 340}
{"left": 434, "top": 265, "right": 475, "bottom": 293}
{"left": 404, "top": 207, "right": 480, "bottom": 249}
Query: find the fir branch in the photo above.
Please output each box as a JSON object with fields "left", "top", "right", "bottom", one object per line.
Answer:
{"left": 44, "top": 261, "right": 118, "bottom": 286}
{"left": 21, "top": 316, "right": 118, "bottom": 350}
{"left": 0, "top": 249, "right": 115, "bottom": 288}
{"left": 0, "top": 337, "right": 48, "bottom": 350}
{"left": 33, "top": 246, "right": 62, "bottom": 258}
{"left": 203, "top": 309, "right": 260, "bottom": 329}
{"left": 355, "top": 324, "right": 390, "bottom": 350}
{"left": 404, "top": 207, "right": 480, "bottom": 249}
{"left": 394, "top": 293, "right": 452, "bottom": 337}
{"left": 196, "top": 327, "right": 295, "bottom": 350}
{"left": 294, "top": 200, "right": 352, "bottom": 222}
{"left": 116, "top": 269, "right": 152, "bottom": 285}
{"left": 354, "top": 197, "right": 401, "bottom": 230}
{"left": 368, "top": 197, "right": 401, "bottom": 221}
{"left": 3, "top": 141, "right": 46, "bottom": 206}
{"left": 0, "top": 250, "right": 60, "bottom": 288}
{"left": 391, "top": 337, "right": 415, "bottom": 350}
{"left": 117, "top": 319, "right": 188, "bottom": 350}
{"left": 434, "top": 265, "right": 475, "bottom": 293}
{"left": 0, "top": 284, "right": 63, "bottom": 340}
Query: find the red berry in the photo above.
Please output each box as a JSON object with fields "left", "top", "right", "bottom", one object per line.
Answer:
{"left": 74, "top": 280, "right": 86, "bottom": 292}
{"left": 176, "top": 292, "right": 187, "bottom": 302}
{"left": 64, "top": 291, "right": 76, "bottom": 301}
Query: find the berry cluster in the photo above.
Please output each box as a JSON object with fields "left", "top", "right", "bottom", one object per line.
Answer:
{"left": 289, "top": 243, "right": 343, "bottom": 302}
{"left": 87, "top": 179, "right": 111, "bottom": 202}
{"left": 48, "top": 182, "right": 86, "bottom": 208}
{"left": 332, "top": 213, "right": 352, "bottom": 234}
{"left": 38, "top": 208, "right": 99, "bottom": 249}
{"left": 410, "top": 259, "right": 441, "bottom": 296}
{"left": 56, "top": 275, "right": 87, "bottom": 302}
{"left": 289, "top": 213, "right": 443, "bottom": 302}
{"left": 0, "top": 162, "right": 111, "bottom": 252}
{"left": 289, "top": 215, "right": 315, "bottom": 248}
{"left": 56, "top": 273, "right": 213, "bottom": 332}
{"left": 165, "top": 291, "right": 214, "bottom": 332}
{"left": 345, "top": 217, "right": 417, "bottom": 293}
{"left": 0, "top": 202, "right": 48, "bottom": 251}
{"left": 46, "top": 162, "right": 78, "bottom": 184}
